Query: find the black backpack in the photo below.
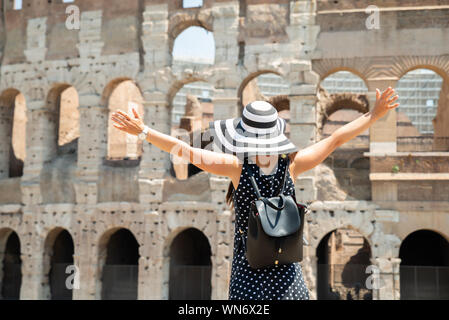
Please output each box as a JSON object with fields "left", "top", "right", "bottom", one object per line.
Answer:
{"left": 243, "top": 154, "right": 309, "bottom": 269}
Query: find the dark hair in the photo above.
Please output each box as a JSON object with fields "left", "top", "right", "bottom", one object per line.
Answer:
{"left": 225, "top": 181, "right": 235, "bottom": 209}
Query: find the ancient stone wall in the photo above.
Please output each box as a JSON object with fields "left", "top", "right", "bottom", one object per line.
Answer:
{"left": 0, "top": 0, "right": 447, "bottom": 300}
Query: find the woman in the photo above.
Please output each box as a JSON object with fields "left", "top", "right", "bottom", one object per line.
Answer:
{"left": 111, "top": 87, "right": 399, "bottom": 300}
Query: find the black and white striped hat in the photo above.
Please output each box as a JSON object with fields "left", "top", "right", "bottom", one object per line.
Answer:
{"left": 208, "top": 101, "right": 299, "bottom": 158}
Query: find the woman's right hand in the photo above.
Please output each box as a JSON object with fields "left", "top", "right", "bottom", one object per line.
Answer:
{"left": 111, "top": 108, "right": 145, "bottom": 136}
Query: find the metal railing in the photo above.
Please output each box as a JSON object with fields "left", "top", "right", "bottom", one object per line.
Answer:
{"left": 101, "top": 264, "right": 139, "bottom": 300}
{"left": 169, "top": 265, "right": 212, "bottom": 300}
{"left": 317, "top": 263, "right": 449, "bottom": 300}
{"left": 50, "top": 263, "right": 74, "bottom": 300}
{"left": 2, "top": 263, "right": 447, "bottom": 300}
{"left": 400, "top": 265, "right": 449, "bottom": 300}
{"left": 0, "top": 262, "right": 21, "bottom": 300}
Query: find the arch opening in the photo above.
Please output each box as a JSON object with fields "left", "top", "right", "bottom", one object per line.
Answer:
{"left": 316, "top": 228, "right": 372, "bottom": 300}
{"left": 172, "top": 26, "right": 215, "bottom": 65}
{"left": 46, "top": 84, "right": 80, "bottom": 157}
{"left": 318, "top": 71, "right": 370, "bottom": 201}
{"left": 101, "top": 228, "right": 140, "bottom": 300}
{"left": 56, "top": 86, "right": 80, "bottom": 155}
{"left": 169, "top": 81, "right": 214, "bottom": 180}
{"left": 240, "top": 72, "right": 290, "bottom": 109}
{"left": 106, "top": 80, "right": 144, "bottom": 163}
{"left": 48, "top": 229, "right": 74, "bottom": 300}
{"left": 395, "top": 68, "right": 446, "bottom": 151}
{"left": 0, "top": 231, "right": 22, "bottom": 300}
{"left": 182, "top": 0, "right": 203, "bottom": 9}
{"left": 399, "top": 230, "right": 449, "bottom": 300}
{"left": 0, "top": 89, "right": 27, "bottom": 179}
{"left": 169, "top": 228, "right": 211, "bottom": 300}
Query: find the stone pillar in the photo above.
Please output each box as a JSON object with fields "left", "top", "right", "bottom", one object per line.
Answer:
{"left": 371, "top": 257, "right": 401, "bottom": 300}
{"left": 138, "top": 94, "right": 170, "bottom": 206}
{"left": 367, "top": 81, "right": 398, "bottom": 154}
{"left": 212, "top": 1, "right": 240, "bottom": 66}
{"left": 210, "top": 176, "right": 231, "bottom": 213}
{"left": 302, "top": 255, "right": 317, "bottom": 300}
{"left": 211, "top": 210, "right": 233, "bottom": 300}
{"left": 73, "top": 11, "right": 104, "bottom": 206}
{"left": 212, "top": 91, "right": 239, "bottom": 121}
{"left": 288, "top": 66, "right": 320, "bottom": 203}
{"left": 371, "top": 210, "right": 401, "bottom": 300}
{"left": 19, "top": 254, "right": 44, "bottom": 300}
{"left": 139, "top": 3, "right": 170, "bottom": 207}
{"left": 143, "top": 212, "right": 166, "bottom": 300}
{"left": 20, "top": 16, "right": 55, "bottom": 208}
{"left": 77, "top": 10, "right": 104, "bottom": 71}
{"left": 72, "top": 230, "right": 97, "bottom": 300}
{"left": 74, "top": 94, "right": 106, "bottom": 205}
{"left": 24, "top": 17, "right": 48, "bottom": 63}
{"left": 284, "top": 0, "right": 320, "bottom": 205}
{"left": 20, "top": 100, "right": 56, "bottom": 208}
{"left": 209, "top": 91, "right": 239, "bottom": 158}
{"left": 366, "top": 80, "right": 399, "bottom": 202}
{"left": 287, "top": 0, "right": 320, "bottom": 58}
{"left": 141, "top": 4, "right": 170, "bottom": 69}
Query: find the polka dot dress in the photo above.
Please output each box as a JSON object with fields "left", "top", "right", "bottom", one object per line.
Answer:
{"left": 228, "top": 154, "right": 310, "bottom": 300}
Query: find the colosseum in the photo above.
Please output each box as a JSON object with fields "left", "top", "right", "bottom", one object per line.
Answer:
{"left": 0, "top": 0, "right": 448, "bottom": 300}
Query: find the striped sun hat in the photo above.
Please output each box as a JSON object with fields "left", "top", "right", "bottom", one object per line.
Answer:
{"left": 208, "top": 100, "right": 299, "bottom": 159}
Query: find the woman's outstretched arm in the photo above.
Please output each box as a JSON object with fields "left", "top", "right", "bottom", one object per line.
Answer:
{"left": 289, "top": 86, "right": 399, "bottom": 179}
{"left": 110, "top": 108, "right": 242, "bottom": 182}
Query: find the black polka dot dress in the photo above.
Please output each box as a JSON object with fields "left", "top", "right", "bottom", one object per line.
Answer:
{"left": 228, "top": 154, "right": 310, "bottom": 300}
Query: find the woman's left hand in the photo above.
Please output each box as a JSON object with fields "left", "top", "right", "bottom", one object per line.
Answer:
{"left": 371, "top": 86, "right": 400, "bottom": 121}
{"left": 111, "top": 108, "right": 144, "bottom": 136}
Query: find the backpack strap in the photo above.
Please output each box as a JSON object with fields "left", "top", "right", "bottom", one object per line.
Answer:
{"left": 246, "top": 158, "right": 263, "bottom": 200}
{"left": 276, "top": 154, "right": 290, "bottom": 196}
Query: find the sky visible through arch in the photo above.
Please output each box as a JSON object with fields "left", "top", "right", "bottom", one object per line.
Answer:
{"left": 173, "top": 26, "right": 215, "bottom": 64}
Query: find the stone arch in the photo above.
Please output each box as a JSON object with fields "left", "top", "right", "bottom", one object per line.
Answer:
{"left": 318, "top": 68, "right": 369, "bottom": 131}
{"left": 400, "top": 228, "right": 449, "bottom": 246}
{"left": 162, "top": 226, "right": 192, "bottom": 258}
{"left": 0, "top": 228, "right": 22, "bottom": 300}
{"left": 41, "top": 227, "right": 75, "bottom": 300}
{"left": 46, "top": 83, "right": 80, "bottom": 155}
{"left": 321, "top": 93, "right": 369, "bottom": 124}
{"left": 320, "top": 67, "right": 369, "bottom": 90}
{"left": 316, "top": 227, "right": 373, "bottom": 300}
{"left": 393, "top": 58, "right": 449, "bottom": 83}
{"left": 0, "top": 89, "right": 27, "bottom": 179}
{"left": 168, "top": 13, "right": 214, "bottom": 59}
{"left": 100, "top": 77, "right": 144, "bottom": 108}
{"left": 97, "top": 227, "right": 140, "bottom": 300}
{"left": 101, "top": 78, "right": 145, "bottom": 161}
{"left": 316, "top": 72, "right": 371, "bottom": 201}
{"left": 237, "top": 70, "right": 287, "bottom": 112}
{"left": 312, "top": 222, "right": 374, "bottom": 252}
{"left": 161, "top": 226, "right": 212, "bottom": 300}
{"left": 172, "top": 25, "right": 215, "bottom": 64}
{"left": 167, "top": 78, "right": 215, "bottom": 179}
{"left": 167, "top": 77, "right": 209, "bottom": 107}
{"left": 394, "top": 66, "right": 447, "bottom": 151}
{"left": 268, "top": 94, "right": 290, "bottom": 112}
